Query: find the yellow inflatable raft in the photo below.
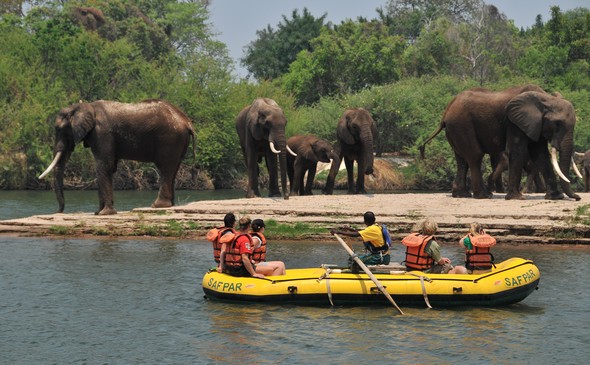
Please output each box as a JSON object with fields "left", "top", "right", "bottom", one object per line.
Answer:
{"left": 202, "top": 257, "right": 540, "bottom": 307}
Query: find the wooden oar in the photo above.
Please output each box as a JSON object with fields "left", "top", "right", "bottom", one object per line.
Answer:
{"left": 333, "top": 234, "right": 404, "bottom": 315}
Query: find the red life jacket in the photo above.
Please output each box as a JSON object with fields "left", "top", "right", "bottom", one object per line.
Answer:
{"left": 207, "top": 226, "right": 237, "bottom": 263}
{"left": 250, "top": 232, "right": 267, "bottom": 264}
{"left": 223, "top": 233, "right": 253, "bottom": 268}
{"left": 464, "top": 233, "right": 496, "bottom": 270}
{"left": 401, "top": 233, "right": 435, "bottom": 271}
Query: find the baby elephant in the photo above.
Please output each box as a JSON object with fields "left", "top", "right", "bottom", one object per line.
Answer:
{"left": 287, "top": 135, "right": 341, "bottom": 195}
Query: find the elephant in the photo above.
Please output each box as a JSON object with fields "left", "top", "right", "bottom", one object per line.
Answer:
{"left": 336, "top": 108, "right": 378, "bottom": 194}
{"left": 574, "top": 150, "right": 590, "bottom": 192}
{"left": 39, "top": 99, "right": 195, "bottom": 215}
{"left": 504, "top": 91, "right": 581, "bottom": 200}
{"left": 489, "top": 152, "right": 546, "bottom": 194}
{"left": 420, "top": 84, "right": 545, "bottom": 199}
{"left": 236, "top": 98, "right": 291, "bottom": 199}
{"left": 286, "top": 134, "right": 341, "bottom": 195}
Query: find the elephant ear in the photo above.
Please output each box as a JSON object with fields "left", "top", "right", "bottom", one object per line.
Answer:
{"left": 506, "top": 91, "right": 544, "bottom": 142}
{"left": 247, "top": 99, "right": 266, "bottom": 140}
{"left": 70, "top": 103, "right": 96, "bottom": 143}
{"left": 337, "top": 113, "right": 355, "bottom": 145}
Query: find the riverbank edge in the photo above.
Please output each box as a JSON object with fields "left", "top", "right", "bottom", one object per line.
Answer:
{"left": 1, "top": 193, "right": 590, "bottom": 244}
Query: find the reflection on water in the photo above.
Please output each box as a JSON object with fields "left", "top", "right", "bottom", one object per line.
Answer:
{"left": 0, "top": 189, "right": 244, "bottom": 220}
{"left": 1, "top": 237, "right": 589, "bottom": 364}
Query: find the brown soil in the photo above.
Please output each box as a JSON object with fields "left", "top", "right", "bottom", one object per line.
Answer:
{"left": 1, "top": 192, "right": 590, "bottom": 245}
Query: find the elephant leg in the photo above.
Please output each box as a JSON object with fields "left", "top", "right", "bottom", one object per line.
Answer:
{"left": 292, "top": 158, "right": 304, "bottom": 196}
{"left": 304, "top": 163, "right": 317, "bottom": 195}
{"left": 245, "top": 148, "right": 260, "bottom": 198}
{"left": 344, "top": 157, "right": 356, "bottom": 194}
{"left": 468, "top": 157, "right": 492, "bottom": 199}
{"left": 95, "top": 160, "right": 117, "bottom": 215}
{"left": 452, "top": 153, "right": 471, "bottom": 198}
{"left": 356, "top": 158, "right": 367, "bottom": 194}
{"left": 585, "top": 168, "right": 590, "bottom": 192}
{"left": 265, "top": 151, "right": 281, "bottom": 197}
{"left": 153, "top": 161, "right": 178, "bottom": 208}
{"left": 489, "top": 154, "right": 505, "bottom": 193}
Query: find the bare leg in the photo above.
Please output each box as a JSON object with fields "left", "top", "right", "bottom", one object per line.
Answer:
{"left": 255, "top": 261, "right": 286, "bottom": 276}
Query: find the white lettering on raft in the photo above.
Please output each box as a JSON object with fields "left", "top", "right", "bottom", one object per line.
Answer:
{"left": 207, "top": 278, "right": 243, "bottom": 292}
{"left": 504, "top": 269, "right": 536, "bottom": 287}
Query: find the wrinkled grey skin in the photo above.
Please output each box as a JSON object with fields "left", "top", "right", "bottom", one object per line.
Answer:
{"left": 505, "top": 91, "right": 580, "bottom": 201}
{"left": 45, "top": 99, "right": 195, "bottom": 215}
{"left": 336, "top": 108, "right": 378, "bottom": 194}
{"left": 574, "top": 150, "right": 590, "bottom": 192}
{"left": 489, "top": 152, "right": 546, "bottom": 194}
{"left": 287, "top": 134, "right": 341, "bottom": 195}
{"left": 420, "top": 84, "right": 545, "bottom": 199}
{"left": 236, "top": 98, "right": 289, "bottom": 199}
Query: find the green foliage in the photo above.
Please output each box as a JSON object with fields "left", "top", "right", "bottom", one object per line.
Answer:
{"left": 2, "top": 1, "right": 590, "bottom": 194}
{"left": 283, "top": 20, "right": 406, "bottom": 105}
{"left": 241, "top": 8, "right": 326, "bottom": 80}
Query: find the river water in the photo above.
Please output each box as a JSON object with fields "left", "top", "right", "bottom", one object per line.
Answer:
{"left": 0, "top": 191, "right": 589, "bottom": 364}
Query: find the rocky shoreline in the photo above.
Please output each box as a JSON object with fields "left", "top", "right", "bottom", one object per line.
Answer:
{"left": 1, "top": 192, "right": 590, "bottom": 244}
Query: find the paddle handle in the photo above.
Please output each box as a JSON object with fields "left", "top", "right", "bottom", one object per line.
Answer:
{"left": 334, "top": 234, "right": 404, "bottom": 315}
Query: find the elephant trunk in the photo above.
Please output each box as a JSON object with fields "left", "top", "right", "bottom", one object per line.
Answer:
{"left": 323, "top": 153, "right": 341, "bottom": 195}
{"left": 556, "top": 139, "right": 579, "bottom": 200}
{"left": 53, "top": 151, "right": 71, "bottom": 213}
{"left": 270, "top": 132, "right": 289, "bottom": 200}
{"left": 360, "top": 128, "right": 375, "bottom": 175}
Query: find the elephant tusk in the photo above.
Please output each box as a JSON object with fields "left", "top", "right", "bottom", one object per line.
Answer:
{"left": 39, "top": 151, "right": 63, "bottom": 179}
{"left": 572, "top": 157, "right": 583, "bottom": 179}
{"left": 286, "top": 145, "right": 297, "bottom": 157}
{"left": 574, "top": 151, "right": 585, "bottom": 158}
{"left": 551, "top": 147, "right": 570, "bottom": 183}
{"left": 269, "top": 141, "right": 281, "bottom": 154}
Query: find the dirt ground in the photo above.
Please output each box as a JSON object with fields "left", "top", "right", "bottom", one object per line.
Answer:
{"left": 1, "top": 192, "right": 590, "bottom": 244}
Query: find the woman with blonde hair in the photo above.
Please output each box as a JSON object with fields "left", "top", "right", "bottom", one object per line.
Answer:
{"left": 402, "top": 218, "right": 467, "bottom": 274}
{"left": 460, "top": 222, "right": 496, "bottom": 273}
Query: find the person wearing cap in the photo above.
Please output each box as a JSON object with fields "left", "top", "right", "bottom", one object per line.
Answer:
{"left": 330, "top": 211, "right": 391, "bottom": 267}
{"left": 251, "top": 219, "right": 286, "bottom": 276}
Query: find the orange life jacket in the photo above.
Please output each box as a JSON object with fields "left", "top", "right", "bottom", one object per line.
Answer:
{"left": 223, "top": 233, "right": 253, "bottom": 268}
{"left": 401, "top": 233, "right": 435, "bottom": 271}
{"left": 207, "top": 226, "right": 237, "bottom": 263}
{"left": 250, "top": 231, "right": 267, "bottom": 264}
{"left": 464, "top": 233, "right": 496, "bottom": 270}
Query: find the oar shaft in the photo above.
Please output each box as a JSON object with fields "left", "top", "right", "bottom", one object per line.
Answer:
{"left": 334, "top": 234, "right": 404, "bottom": 315}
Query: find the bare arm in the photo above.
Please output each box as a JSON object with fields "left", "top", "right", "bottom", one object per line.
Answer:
{"left": 217, "top": 243, "right": 227, "bottom": 273}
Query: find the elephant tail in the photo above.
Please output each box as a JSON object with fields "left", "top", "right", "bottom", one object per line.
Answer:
{"left": 419, "top": 121, "right": 445, "bottom": 159}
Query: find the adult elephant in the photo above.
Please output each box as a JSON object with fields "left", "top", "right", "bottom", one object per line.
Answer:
{"left": 574, "top": 150, "right": 590, "bottom": 191}
{"left": 420, "top": 84, "right": 545, "bottom": 199}
{"left": 336, "top": 108, "right": 378, "bottom": 194}
{"left": 286, "top": 134, "right": 341, "bottom": 195}
{"left": 39, "top": 99, "right": 195, "bottom": 215}
{"left": 236, "top": 98, "right": 290, "bottom": 199}
{"left": 505, "top": 91, "right": 581, "bottom": 200}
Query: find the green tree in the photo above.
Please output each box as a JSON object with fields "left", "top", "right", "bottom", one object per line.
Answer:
{"left": 282, "top": 20, "right": 406, "bottom": 105}
{"left": 241, "top": 8, "right": 326, "bottom": 80}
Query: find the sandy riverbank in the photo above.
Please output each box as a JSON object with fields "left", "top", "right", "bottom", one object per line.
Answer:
{"left": 1, "top": 192, "right": 590, "bottom": 244}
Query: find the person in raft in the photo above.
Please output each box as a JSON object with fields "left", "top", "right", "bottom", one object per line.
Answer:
{"left": 330, "top": 211, "right": 391, "bottom": 266}
{"left": 460, "top": 222, "right": 496, "bottom": 273}
{"left": 206, "top": 212, "right": 237, "bottom": 272}
{"left": 401, "top": 218, "right": 467, "bottom": 274}
{"left": 219, "top": 216, "right": 264, "bottom": 278}
{"left": 250, "top": 219, "right": 287, "bottom": 276}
